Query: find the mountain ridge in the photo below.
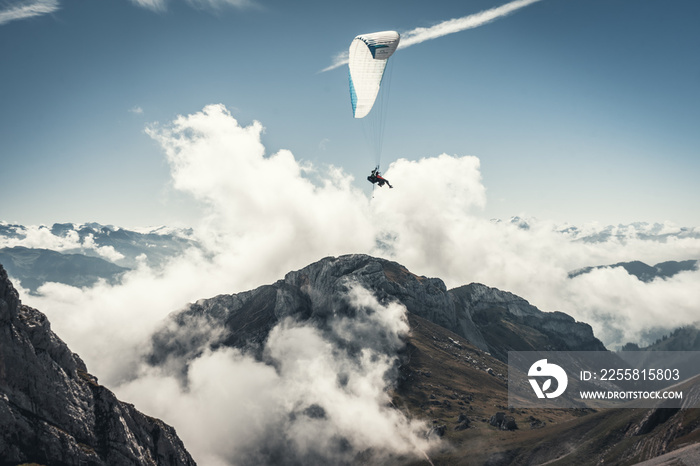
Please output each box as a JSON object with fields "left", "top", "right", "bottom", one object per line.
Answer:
{"left": 569, "top": 259, "right": 698, "bottom": 283}
{"left": 0, "top": 221, "right": 198, "bottom": 269}
{"left": 145, "top": 253, "right": 700, "bottom": 465}
{"left": 149, "top": 254, "right": 605, "bottom": 369}
{"left": 0, "top": 246, "right": 129, "bottom": 292}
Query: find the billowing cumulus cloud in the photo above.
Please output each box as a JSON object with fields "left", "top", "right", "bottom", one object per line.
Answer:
{"left": 146, "top": 104, "right": 376, "bottom": 275}
{"left": 116, "top": 285, "right": 435, "bottom": 465}
{"left": 19, "top": 103, "right": 699, "bottom": 465}
{"left": 370, "top": 154, "right": 487, "bottom": 274}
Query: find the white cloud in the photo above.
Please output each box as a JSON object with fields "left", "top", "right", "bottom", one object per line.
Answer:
{"left": 129, "top": 106, "right": 144, "bottom": 114}
{"left": 399, "top": 0, "right": 543, "bottom": 49}
{"left": 319, "top": 50, "right": 350, "bottom": 73}
{"left": 128, "top": 0, "right": 168, "bottom": 13}
{"left": 18, "top": 103, "right": 700, "bottom": 465}
{"left": 129, "top": 0, "right": 257, "bottom": 13}
{"left": 562, "top": 267, "right": 700, "bottom": 348}
{"left": 116, "top": 285, "right": 435, "bottom": 465}
{"left": 371, "top": 154, "right": 487, "bottom": 269}
{"left": 146, "top": 104, "right": 376, "bottom": 271}
{"left": 185, "top": 0, "right": 257, "bottom": 10}
{"left": 0, "top": 224, "right": 81, "bottom": 250}
{"left": 322, "top": 0, "right": 544, "bottom": 71}
{"left": 0, "top": 0, "right": 59, "bottom": 26}
{"left": 81, "top": 234, "right": 125, "bottom": 262}
{"left": 0, "top": 224, "right": 123, "bottom": 262}
{"left": 27, "top": 253, "right": 214, "bottom": 382}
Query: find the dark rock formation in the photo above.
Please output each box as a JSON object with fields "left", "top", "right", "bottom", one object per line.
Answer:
{"left": 455, "top": 413, "right": 470, "bottom": 431}
{"left": 528, "top": 416, "right": 545, "bottom": 429}
{"left": 633, "top": 407, "right": 682, "bottom": 437}
{"left": 150, "top": 254, "right": 605, "bottom": 367}
{"left": 427, "top": 424, "right": 446, "bottom": 438}
{"left": 489, "top": 412, "right": 518, "bottom": 431}
{"left": 0, "top": 264, "right": 196, "bottom": 465}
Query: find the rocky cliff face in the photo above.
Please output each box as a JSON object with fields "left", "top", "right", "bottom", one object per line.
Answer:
{"left": 0, "top": 264, "right": 196, "bottom": 466}
{"left": 150, "top": 254, "right": 605, "bottom": 366}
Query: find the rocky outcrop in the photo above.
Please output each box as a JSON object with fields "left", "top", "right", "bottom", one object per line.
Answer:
{"left": 489, "top": 412, "right": 518, "bottom": 431}
{"left": 454, "top": 413, "right": 470, "bottom": 431}
{"left": 0, "top": 264, "right": 196, "bottom": 465}
{"left": 150, "top": 254, "right": 605, "bottom": 366}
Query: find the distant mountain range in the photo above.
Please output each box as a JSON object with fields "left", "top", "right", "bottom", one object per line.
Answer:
{"left": 0, "top": 246, "right": 129, "bottom": 292}
{"left": 0, "top": 222, "right": 198, "bottom": 268}
{"left": 2, "top": 220, "right": 698, "bottom": 295}
{"left": 556, "top": 221, "right": 700, "bottom": 243}
{"left": 569, "top": 259, "right": 699, "bottom": 282}
{"left": 497, "top": 218, "right": 700, "bottom": 243}
{"left": 0, "top": 222, "right": 199, "bottom": 291}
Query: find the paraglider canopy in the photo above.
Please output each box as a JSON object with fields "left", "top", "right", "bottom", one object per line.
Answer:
{"left": 348, "top": 31, "right": 400, "bottom": 119}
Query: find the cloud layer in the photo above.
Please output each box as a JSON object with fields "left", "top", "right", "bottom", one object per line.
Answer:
{"left": 0, "top": 224, "right": 124, "bottom": 262}
{"left": 17, "top": 103, "right": 699, "bottom": 465}
{"left": 116, "top": 285, "right": 435, "bottom": 465}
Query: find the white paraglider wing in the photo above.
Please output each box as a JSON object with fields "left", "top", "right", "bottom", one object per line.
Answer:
{"left": 348, "top": 31, "right": 400, "bottom": 119}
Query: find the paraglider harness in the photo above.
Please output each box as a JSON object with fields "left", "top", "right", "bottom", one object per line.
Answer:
{"left": 367, "top": 167, "right": 393, "bottom": 188}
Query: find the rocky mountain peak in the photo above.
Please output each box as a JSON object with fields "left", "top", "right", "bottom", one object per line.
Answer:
{"left": 150, "top": 254, "right": 605, "bottom": 369}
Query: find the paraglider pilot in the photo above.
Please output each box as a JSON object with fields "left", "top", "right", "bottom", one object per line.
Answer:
{"left": 368, "top": 167, "right": 393, "bottom": 188}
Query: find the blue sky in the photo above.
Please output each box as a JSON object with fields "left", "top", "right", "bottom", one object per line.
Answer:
{"left": 1, "top": 0, "right": 699, "bottom": 227}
